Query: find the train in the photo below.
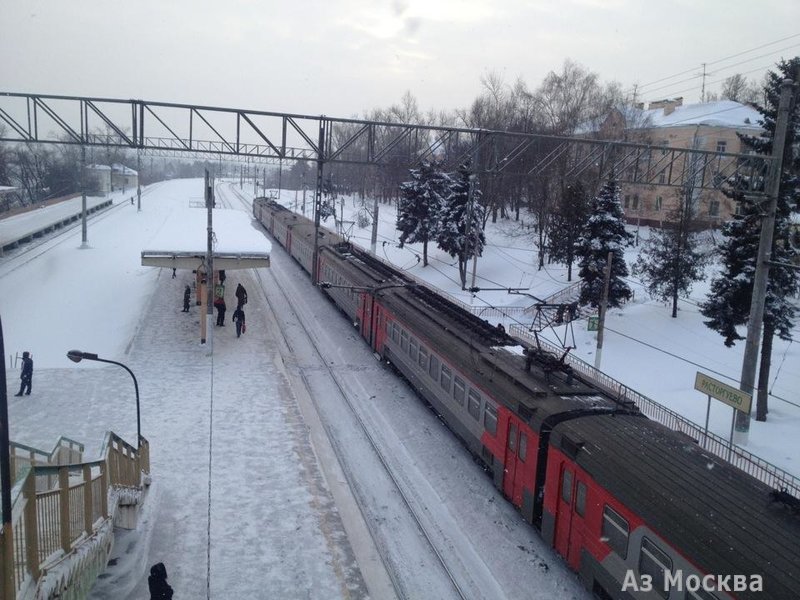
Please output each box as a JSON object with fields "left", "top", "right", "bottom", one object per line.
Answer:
{"left": 253, "top": 197, "right": 800, "bottom": 600}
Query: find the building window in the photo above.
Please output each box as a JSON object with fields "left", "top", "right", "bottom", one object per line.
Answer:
{"left": 716, "top": 140, "right": 727, "bottom": 153}
{"left": 735, "top": 202, "right": 744, "bottom": 216}
{"left": 632, "top": 195, "right": 639, "bottom": 210}
{"left": 602, "top": 505, "right": 629, "bottom": 558}
{"left": 576, "top": 481, "right": 587, "bottom": 517}
{"left": 655, "top": 196, "right": 663, "bottom": 211}
{"left": 708, "top": 200, "right": 720, "bottom": 216}
{"left": 440, "top": 364, "right": 452, "bottom": 392}
{"left": 639, "top": 538, "right": 673, "bottom": 599}
{"left": 658, "top": 171, "right": 666, "bottom": 184}
{"left": 453, "top": 376, "right": 465, "bottom": 405}
{"left": 467, "top": 389, "right": 481, "bottom": 420}
{"left": 624, "top": 195, "right": 630, "bottom": 209}
{"left": 484, "top": 404, "right": 497, "bottom": 435}
{"left": 429, "top": 354, "right": 440, "bottom": 380}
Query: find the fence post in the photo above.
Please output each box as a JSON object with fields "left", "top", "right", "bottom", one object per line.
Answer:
{"left": 24, "top": 472, "right": 40, "bottom": 581}
{"left": 99, "top": 463, "right": 109, "bottom": 519}
{"left": 83, "top": 464, "right": 93, "bottom": 535}
{"left": 58, "top": 466, "right": 70, "bottom": 554}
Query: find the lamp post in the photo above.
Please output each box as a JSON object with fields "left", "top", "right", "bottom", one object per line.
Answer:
{"left": 66, "top": 350, "right": 141, "bottom": 448}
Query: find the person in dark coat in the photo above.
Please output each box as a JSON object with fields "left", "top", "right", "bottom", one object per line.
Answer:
{"left": 183, "top": 285, "right": 191, "bottom": 312}
{"left": 148, "top": 562, "right": 173, "bottom": 599}
{"left": 232, "top": 306, "right": 246, "bottom": 338}
{"left": 214, "top": 296, "right": 226, "bottom": 326}
{"left": 235, "top": 283, "right": 248, "bottom": 309}
{"left": 14, "top": 351, "right": 33, "bottom": 396}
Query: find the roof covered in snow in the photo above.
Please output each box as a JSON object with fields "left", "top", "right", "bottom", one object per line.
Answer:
{"left": 141, "top": 208, "right": 271, "bottom": 270}
{"left": 640, "top": 100, "right": 763, "bottom": 129}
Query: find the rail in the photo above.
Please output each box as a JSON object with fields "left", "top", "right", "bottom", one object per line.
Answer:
{"left": 0, "top": 432, "right": 150, "bottom": 600}
{"left": 508, "top": 324, "right": 800, "bottom": 499}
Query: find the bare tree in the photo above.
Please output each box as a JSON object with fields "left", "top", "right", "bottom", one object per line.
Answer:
{"left": 720, "top": 74, "right": 762, "bottom": 104}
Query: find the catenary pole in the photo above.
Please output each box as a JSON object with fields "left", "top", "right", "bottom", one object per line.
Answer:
{"left": 0, "top": 316, "right": 14, "bottom": 600}
{"left": 734, "top": 79, "right": 795, "bottom": 443}
{"left": 312, "top": 119, "right": 325, "bottom": 285}
{"left": 594, "top": 251, "right": 613, "bottom": 370}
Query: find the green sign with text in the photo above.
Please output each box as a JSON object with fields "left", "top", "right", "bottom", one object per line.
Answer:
{"left": 694, "top": 372, "right": 752, "bottom": 413}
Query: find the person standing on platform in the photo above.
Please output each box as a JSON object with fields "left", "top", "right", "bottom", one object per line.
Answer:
{"left": 235, "top": 283, "right": 248, "bottom": 309}
{"left": 232, "top": 306, "right": 246, "bottom": 338}
{"left": 183, "top": 285, "right": 191, "bottom": 312}
{"left": 214, "top": 296, "right": 227, "bottom": 326}
{"left": 14, "top": 351, "right": 33, "bottom": 396}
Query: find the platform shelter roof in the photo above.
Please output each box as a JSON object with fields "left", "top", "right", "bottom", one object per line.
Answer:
{"left": 141, "top": 207, "right": 271, "bottom": 271}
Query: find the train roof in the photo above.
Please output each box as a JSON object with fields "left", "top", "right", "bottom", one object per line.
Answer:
{"left": 552, "top": 414, "right": 800, "bottom": 596}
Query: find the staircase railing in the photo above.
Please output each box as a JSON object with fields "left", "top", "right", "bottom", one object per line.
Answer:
{"left": 0, "top": 432, "right": 149, "bottom": 600}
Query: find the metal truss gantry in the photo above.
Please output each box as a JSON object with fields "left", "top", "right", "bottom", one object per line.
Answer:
{"left": 0, "top": 92, "right": 773, "bottom": 193}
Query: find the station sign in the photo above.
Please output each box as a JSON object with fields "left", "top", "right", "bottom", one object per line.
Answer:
{"left": 694, "top": 372, "right": 752, "bottom": 413}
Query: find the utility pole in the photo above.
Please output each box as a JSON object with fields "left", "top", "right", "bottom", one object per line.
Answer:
{"left": 203, "top": 170, "right": 214, "bottom": 345}
{"left": 311, "top": 120, "right": 325, "bottom": 285}
{"left": 136, "top": 151, "right": 141, "bottom": 212}
{"left": 594, "top": 251, "right": 613, "bottom": 370}
{"left": 734, "top": 79, "right": 795, "bottom": 443}
{"left": 80, "top": 145, "right": 88, "bottom": 248}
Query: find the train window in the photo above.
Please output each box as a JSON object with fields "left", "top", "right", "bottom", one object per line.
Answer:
{"left": 429, "top": 355, "right": 440, "bottom": 380}
{"left": 687, "top": 588, "right": 718, "bottom": 600}
{"left": 391, "top": 322, "right": 399, "bottom": 343}
{"left": 561, "top": 470, "right": 573, "bottom": 504}
{"left": 440, "top": 365, "right": 452, "bottom": 392}
{"left": 467, "top": 389, "right": 481, "bottom": 420}
{"left": 602, "top": 506, "right": 629, "bottom": 559}
{"left": 508, "top": 423, "right": 517, "bottom": 452}
{"left": 400, "top": 329, "right": 409, "bottom": 353}
{"left": 575, "top": 481, "right": 586, "bottom": 517}
{"left": 639, "top": 538, "right": 672, "bottom": 598}
{"left": 453, "top": 377, "right": 465, "bottom": 405}
{"left": 418, "top": 346, "right": 428, "bottom": 370}
{"left": 409, "top": 338, "right": 418, "bottom": 362}
{"left": 518, "top": 433, "right": 527, "bottom": 462}
{"left": 483, "top": 404, "right": 497, "bottom": 436}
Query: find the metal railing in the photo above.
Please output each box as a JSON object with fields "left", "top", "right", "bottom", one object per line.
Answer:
{"left": 1, "top": 432, "right": 150, "bottom": 600}
{"left": 509, "top": 324, "right": 800, "bottom": 498}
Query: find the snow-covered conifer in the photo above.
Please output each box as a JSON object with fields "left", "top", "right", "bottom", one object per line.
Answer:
{"left": 574, "top": 177, "right": 634, "bottom": 308}
{"left": 397, "top": 161, "right": 450, "bottom": 266}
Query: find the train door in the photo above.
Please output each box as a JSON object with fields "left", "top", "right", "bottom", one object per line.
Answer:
{"left": 554, "top": 464, "right": 575, "bottom": 562}
{"left": 359, "top": 292, "right": 374, "bottom": 344}
{"left": 502, "top": 417, "right": 529, "bottom": 507}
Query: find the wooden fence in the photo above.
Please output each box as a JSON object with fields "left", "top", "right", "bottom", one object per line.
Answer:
{"left": 1, "top": 432, "right": 149, "bottom": 600}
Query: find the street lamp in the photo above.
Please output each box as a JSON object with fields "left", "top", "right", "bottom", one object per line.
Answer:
{"left": 66, "top": 350, "right": 141, "bottom": 448}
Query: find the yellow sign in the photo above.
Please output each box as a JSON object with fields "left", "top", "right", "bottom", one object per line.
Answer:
{"left": 694, "top": 372, "right": 752, "bottom": 413}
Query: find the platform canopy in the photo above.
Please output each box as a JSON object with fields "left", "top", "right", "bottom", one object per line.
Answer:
{"left": 141, "top": 208, "right": 271, "bottom": 271}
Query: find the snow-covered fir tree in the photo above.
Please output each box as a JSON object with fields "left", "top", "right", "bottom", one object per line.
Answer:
{"left": 632, "top": 187, "right": 708, "bottom": 318}
{"left": 549, "top": 180, "right": 591, "bottom": 281}
{"left": 434, "top": 162, "right": 486, "bottom": 288}
{"left": 397, "top": 161, "right": 450, "bottom": 266}
{"left": 574, "top": 177, "right": 634, "bottom": 308}
{"left": 699, "top": 57, "right": 800, "bottom": 421}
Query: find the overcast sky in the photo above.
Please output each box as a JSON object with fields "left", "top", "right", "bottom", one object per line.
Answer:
{"left": 2, "top": 0, "right": 799, "bottom": 119}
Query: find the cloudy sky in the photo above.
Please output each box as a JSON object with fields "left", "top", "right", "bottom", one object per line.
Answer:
{"left": 2, "top": 0, "right": 799, "bottom": 119}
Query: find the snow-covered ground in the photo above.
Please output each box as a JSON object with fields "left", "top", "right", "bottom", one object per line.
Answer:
{"left": 2, "top": 177, "right": 797, "bottom": 598}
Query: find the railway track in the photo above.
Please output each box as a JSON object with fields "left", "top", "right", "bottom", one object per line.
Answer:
{"left": 216, "top": 182, "right": 474, "bottom": 600}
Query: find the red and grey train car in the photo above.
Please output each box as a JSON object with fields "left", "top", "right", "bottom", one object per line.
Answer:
{"left": 254, "top": 197, "right": 800, "bottom": 599}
